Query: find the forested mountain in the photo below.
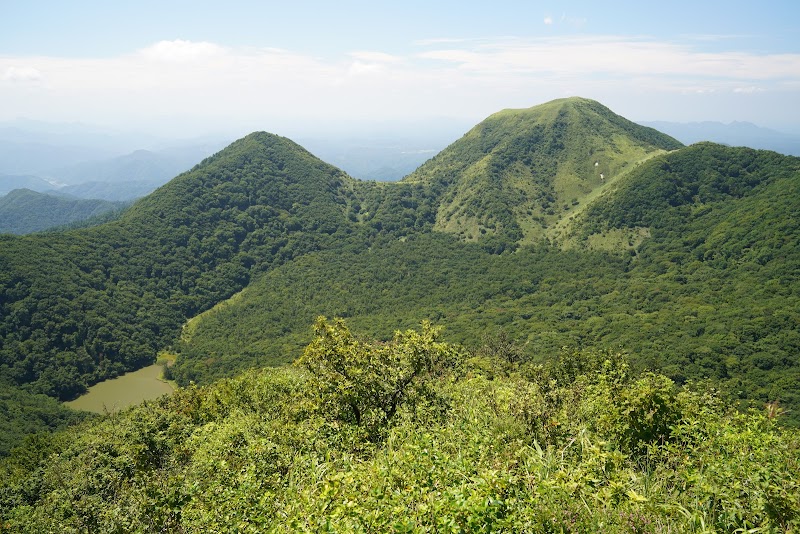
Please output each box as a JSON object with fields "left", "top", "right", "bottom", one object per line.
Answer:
{"left": 0, "top": 97, "right": 798, "bottom": 455}
{"left": 174, "top": 102, "right": 799, "bottom": 426}
{"left": 2, "top": 97, "right": 800, "bottom": 530}
{"left": 0, "top": 132, "right": 359, "bottom": 402}
{"left": 174, "top": 144, "right": 800, "bottom": 419}
{"left": 0, "top": 189, "right": 125, "bottom": 234}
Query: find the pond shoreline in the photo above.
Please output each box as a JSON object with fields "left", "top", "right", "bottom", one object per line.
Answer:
{"left": 65, "top": 363, "right": 175, "bottom": 414}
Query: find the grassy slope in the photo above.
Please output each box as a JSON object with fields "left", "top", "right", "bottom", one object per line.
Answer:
{"left": 404, "top": 97, "right": 682, "bottom": 245}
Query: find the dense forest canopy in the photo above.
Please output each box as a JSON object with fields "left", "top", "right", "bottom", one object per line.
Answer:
{"left": 0, "top": 133, "right": 359, "bottom": 400}
{"left": 0, "top": 97, "right": 798, "bottom": 463}
{"left": 0, "top": 189, "right": 127, "bottom": 235}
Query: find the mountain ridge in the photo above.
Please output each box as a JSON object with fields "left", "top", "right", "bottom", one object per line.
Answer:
{"left": 0, "top": 98, "right": 798, "bottom": 458}
{"left": 640, "top": 119, "right": 800, "bottom": 156}
{"left": 0, "top": 131, "right": 360, "bottom": 404}
{"left": 169, "top": 106, "right": 798, "bottom": 428}
{"left": 0, "top": 188, "right": 125, "bottom": 234}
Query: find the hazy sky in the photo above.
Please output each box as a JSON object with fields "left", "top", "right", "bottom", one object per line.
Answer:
{"left": 2, "top": 0, "right": 799, "bottom": 137}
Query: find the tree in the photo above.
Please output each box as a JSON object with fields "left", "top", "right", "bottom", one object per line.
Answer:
{"left": 297, "top": 317, "right": 462, "bottom": 439}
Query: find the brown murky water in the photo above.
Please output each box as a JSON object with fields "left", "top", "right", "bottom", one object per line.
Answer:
{"left": 65, "top": 364, "right": 175, "bottom": 413}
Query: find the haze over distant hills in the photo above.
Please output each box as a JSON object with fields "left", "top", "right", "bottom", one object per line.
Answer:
{"left": 0, "top": 119, "right": 160, "bottom": 175}
{"left": 639, "top": 120, "right": 800, "bottom": 156}
{"left": 0, "top": 174, "right": 57, "bottom": 196}
{"left": 0, "top": 118, "right": 457, "bottom": 231}
{"left": 296, "top": 118, "right": 473, "bottom": 181}
{"left": 0, "top": 189, "right": 126, "bottom": 234}
{"left": 0, "top": 119, "right": 230, "bottom": 197}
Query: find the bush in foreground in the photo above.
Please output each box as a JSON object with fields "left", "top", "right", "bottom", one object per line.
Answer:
{"left": 2, "top": 320, "right": 798, "bottom": 532}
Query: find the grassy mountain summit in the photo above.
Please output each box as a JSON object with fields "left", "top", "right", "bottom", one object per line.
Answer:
{"left": 404, "top": 97, "right": 682, "bottom": 248}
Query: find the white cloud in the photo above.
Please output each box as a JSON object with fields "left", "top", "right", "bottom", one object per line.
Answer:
{"left": 0, "top": 36, "right": 798, "bottom": 134}
{"left": 3, "top": 66, "right": 43, "bottom": 82}
{"left": 689, "top": 88, "right": 716, "bottom": 95}
{"left": 348, "top": 61, "right": 385, "bottom": 76}
{"left": 137, "top": 39, "right": 226, "bottom": 62}
{"left": 349, "top": 51, "right": 403, "bottom": 63}
{"left": 544, "top": 17, "right": 553, "bottom": 25}
{"left": 412, "top": 37, "right": 472, "bottom": 46}
{"left": 415, "top": 36, "right": 800, "bottom": 81}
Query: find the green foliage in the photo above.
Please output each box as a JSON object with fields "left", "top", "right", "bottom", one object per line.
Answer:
{"left": 2, "top": 323, "right": 798, "bottom": 532}
{"left": 0, "top": 189, "right": 127, "bottom": 235}
{"left": 178, "top": 210, "right": 800, "bottom": 427}
{"left": 298, "top": 317, "right": 463, "bottom": 439}
{"left": 0, "top": 379, "right": 92, "bottom": 457}
{"left": 592, "top": 372, "right": 684, "bottom": 455}
{"left": 0, "top": 132, "right": 361, "bottom": 403}
{"left": 1, "top": 99, "right": 799, "bottom": 462}
{"left": 175, "top": 141, "right": 800, "bottom": 426}
{"left": 580, "top": 142, "right": 798, "bottom": 232}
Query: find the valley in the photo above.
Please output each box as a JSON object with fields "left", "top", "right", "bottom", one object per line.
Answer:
{"left": 1, "top": 97, "right": 798, "bottom": 531}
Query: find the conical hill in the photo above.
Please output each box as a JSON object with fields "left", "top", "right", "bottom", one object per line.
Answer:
{"left": 404, "top": 97, "right": 682, "bottom": 248}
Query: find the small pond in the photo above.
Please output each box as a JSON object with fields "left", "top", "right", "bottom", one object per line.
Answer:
{"left": 65, "top": 364, "right": 175, "bottom": 414}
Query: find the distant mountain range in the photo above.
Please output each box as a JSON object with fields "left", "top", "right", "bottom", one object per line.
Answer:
{"left": 639, "top": 120, "right": 800, "bottom": 156}
{"left": 0, "top": 188, "right": 126, "bottom": 234}
{"left": 0, "top": 174, "right": 58, "bottom": 196}
{"left": 0, "top": 120, "right": 454, "bottom": 230}
{"left": 40, "top": 144, "right": 227, "bottom": 199}
{"left": 0, "top": 119, "right": 230, "bottom": 203}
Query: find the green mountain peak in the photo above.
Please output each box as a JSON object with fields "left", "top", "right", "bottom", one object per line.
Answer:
{"left": 0, "top": 130, "right": 359, "bottom": 403}
{"left": 405, "top": 97, "right": 682, "bottom": 248}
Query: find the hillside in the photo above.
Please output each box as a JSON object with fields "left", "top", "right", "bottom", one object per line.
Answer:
{"left": 0, "top": 188, "right": 125, "bottom": 234}
{"left": 174, "top": 103, "right": 799, "bottom": 425}
{"left": 404, "top": 97, "right": 682, "bottom": 249}
{"left": 0, "top": 132, "right": 359, "bottom": 403}
{"left": 0, "top": 98, "right": 798, "bottom": 458}
{"left": 176, "top": 149, "right": 799, "bottom": 426}
{"left": 1, "top": 98, "right": 799, "bottom": 528}
{"left": 2, "top": 324, "right": 798, "bottom": 531}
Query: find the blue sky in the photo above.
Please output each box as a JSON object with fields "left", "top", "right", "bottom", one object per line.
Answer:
{"left": 2, "top": 0, "right": 799, "bottom": 136}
